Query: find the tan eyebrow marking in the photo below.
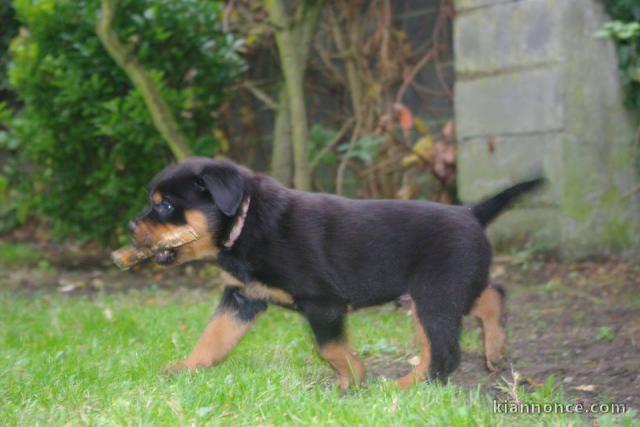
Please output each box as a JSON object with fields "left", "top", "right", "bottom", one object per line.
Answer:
{"left": 152, "top": 191, "right": 163, "bottom": 205}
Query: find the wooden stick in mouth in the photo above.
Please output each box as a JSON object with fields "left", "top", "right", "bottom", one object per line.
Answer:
{"left": 111, "top": 226, "right": 199, "bottom": 270}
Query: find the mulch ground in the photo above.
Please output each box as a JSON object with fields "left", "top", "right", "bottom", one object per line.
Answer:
{"left": 454, "top": 257, "right": 640, "bottom": 413}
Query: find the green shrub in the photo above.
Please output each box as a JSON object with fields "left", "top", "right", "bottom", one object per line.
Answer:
{"left": 600, "top": 1, "right": 640, "bottom": 113}
{"left": 0, "top": 242, "right": 43, "bottom": 266}
{"left": 3, "top": 0, "right": 244, "bottom": 245}
{"left": 0, "top": 0, "right": 19, "bottom": 98}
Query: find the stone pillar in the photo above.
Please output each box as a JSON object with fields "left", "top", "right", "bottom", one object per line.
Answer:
{"left": 454, "top": 0, "right": 639, "bottom": 256}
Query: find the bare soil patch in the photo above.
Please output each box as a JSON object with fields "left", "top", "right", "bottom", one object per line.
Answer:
{"left": 455, "top": 257, "right": 639, "bottom": 412}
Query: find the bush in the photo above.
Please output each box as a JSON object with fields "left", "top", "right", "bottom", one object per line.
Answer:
{"left": 600, "top": 0, "right": 640, "bottom": 113}
{"left": 0, "top": 1, "right": 19, "bottom": 99}
{"left": 2, "top": 0, "right": 244, "bottom": 245}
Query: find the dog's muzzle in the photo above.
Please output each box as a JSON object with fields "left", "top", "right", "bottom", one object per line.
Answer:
{"left": 154, "top": 248, "right": 177, "bottom": 265}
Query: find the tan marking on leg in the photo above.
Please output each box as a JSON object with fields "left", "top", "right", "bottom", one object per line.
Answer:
{"left": 220, "top": 270, "right": 242, "bottom": 286}
{"left": 168, "top": 310, "right": 254, "bottom": 371}
{"left": 243, "top": 284, "right": 294, "bottom": 306}
{"left": 220, "top": 271, "right": 295, "bottom": 306}
{"left": 470, "top": 287, "right": 506, "bottom": 372}
{"left": 319, "top": 340, "right": 365, "bottom": 391}
{"left": 398, "top": 301, "right": 432, "bottom": 389}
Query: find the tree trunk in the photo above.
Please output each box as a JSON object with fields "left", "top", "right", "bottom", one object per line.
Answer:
{"left": 271, "top": 86, "right": 293, "bottom": 186}
{"left": 96, "top": 0, "right": 191, "bottom": 161}
{"left": 265, "top": 0, "right": 322, "bottom": 190}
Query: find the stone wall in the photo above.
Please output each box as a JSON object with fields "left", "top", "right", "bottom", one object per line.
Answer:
{"left": 454, "top": 0, "right": 640, "bottom": 255}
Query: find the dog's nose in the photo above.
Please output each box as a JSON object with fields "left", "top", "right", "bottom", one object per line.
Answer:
{"left": 128, "top": 220, "right": 138, "bottom": 234}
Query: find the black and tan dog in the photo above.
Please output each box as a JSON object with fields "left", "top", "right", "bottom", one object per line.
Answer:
{"left": 129, "top": 157, "right": 543, "bottom": 390}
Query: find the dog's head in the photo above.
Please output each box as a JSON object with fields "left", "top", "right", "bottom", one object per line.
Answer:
{"left": 129, "top": 157, "right": 248, "bottom": 266}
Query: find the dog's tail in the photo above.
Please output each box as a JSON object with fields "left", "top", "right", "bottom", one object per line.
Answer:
{"left": 471, "top": 177, "right": 546, "bottom": 227}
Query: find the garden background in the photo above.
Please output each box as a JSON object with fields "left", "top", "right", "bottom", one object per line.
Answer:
{"left": 0, "top": 0, "right": 639, "bottom": 425}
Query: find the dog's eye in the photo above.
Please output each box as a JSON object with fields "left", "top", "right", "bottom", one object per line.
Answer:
{"left": 194, "top": 177, "right": 207, "bottom": 192}
{"left": 155, "top": 199, "right": 175, "bottom": 217}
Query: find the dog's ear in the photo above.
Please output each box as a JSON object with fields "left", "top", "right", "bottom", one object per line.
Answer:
{"left": 199, "top": 166, "right": 245, "bottom": 217}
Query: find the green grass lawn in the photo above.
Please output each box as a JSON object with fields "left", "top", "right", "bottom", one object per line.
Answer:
{"left": 0, "top": 289, "right": 633, "bottom": 426}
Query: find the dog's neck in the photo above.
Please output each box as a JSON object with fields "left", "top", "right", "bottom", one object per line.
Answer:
{"left": 222, "top": 196, "right": 251, "bottom": 249}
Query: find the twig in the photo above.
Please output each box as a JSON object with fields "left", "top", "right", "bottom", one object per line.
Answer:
{"left": 328, "top": 4, "right": 363, "bottom": 118}
{"left": 407, "top": 80, "right": 450, "bottom": 97}
{"left": 499, "top": 365, "right": 522, "bottom": 405}
{"left": 434, "top": 57, "right": 453, "bottom": 100}
{"left": 395, "top": 46, "right": 439, "bottom": 104}
{"left": 222, "top": 0, "right": 236, "bottom": 32}
{"left": 310, "top": 117, "right": 355, "bottom": 171}
{"left": 242, "top": 81, "right": 278, "bottom": 110}
{"left": 336, "top": 120, "right": 362, "bottom": 195}
{"left": 433, "top": 1, "right": 453, "bottom": 99}
{"left": 313, "top": 37, "right": 347, "bottom": 86}
{"left": 396, "top": 0, "right": 452, "bottom": 103}
{"left": 360, "top": 158, "right": 404, "bottom": 177}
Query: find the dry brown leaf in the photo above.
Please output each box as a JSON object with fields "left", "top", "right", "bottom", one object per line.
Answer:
{"left": 486, "top": 135, "right": 496, "bottom": 154}
{"left": 574, "top": 384, "right": 596, "bottom": 392}
{"left": 396, "top": 184, "right": 417, "bottom": 200}
{"left": 442, "top": 120, "right": 455, "bottom": 142}
{"left": 402, "top": 135, "right": 434, "bottom": 167}
{"left": 393, "top": 103, "right": 413, "bottom": 131}
{"left": 413, "top": 117, "right": 430, "bottom": 136}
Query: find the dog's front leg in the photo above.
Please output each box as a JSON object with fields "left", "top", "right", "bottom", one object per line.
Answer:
{"left": 166, "top": 286, "right": 267, "bottom": 372}
{"left": 305, "top": 307, "right": 365, "bottom": 391}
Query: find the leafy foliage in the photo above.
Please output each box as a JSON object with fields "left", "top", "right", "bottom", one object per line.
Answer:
{"left": 0, "top": 0, "right": 19, "bottom": 99}
{"left": 2, "top": 0, "right": 244, "bottom": 244}
{"left": 338, "top": 135, "right": 384, "bottom": 165}
{"left": 600, "top": 1, "right": 640, "bottom": 114}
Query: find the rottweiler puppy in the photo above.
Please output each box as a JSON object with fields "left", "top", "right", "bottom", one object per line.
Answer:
{"left": 129, "top": 157, "right": 543, "bottom": 390}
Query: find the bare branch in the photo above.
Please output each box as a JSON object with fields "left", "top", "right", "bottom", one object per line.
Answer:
{"left": 310, "top": 116, "right": 355, "bottom": 171}
{"left": 242, "top": 81, "right": 278, "bottom": 110}
{"left": 96, "top": 0, "right": 191, "bottom": 160}
{"left": 395, "top": 46, "right": 439, "bottom": 104}
{"left": 222, "top": 0, "right": 237, "bottom": 32}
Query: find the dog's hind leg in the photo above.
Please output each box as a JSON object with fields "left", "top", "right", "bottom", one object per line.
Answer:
{"left": 470, "top": 285, "right": 506, "bottom": 372}
{"left": 166, "top": 286, "right": 266, "bottom": 372}
{"left": 398, "top": 279, "right": 464, "bottom": 388}
{"left": 397, "top": 300, "right": 433, "bottom": 389}
{"left": 305, "top": 307, "right": 365, "bottom": 391}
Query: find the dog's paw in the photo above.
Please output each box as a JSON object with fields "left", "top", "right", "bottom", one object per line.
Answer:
{"left": 486, "top": 355, "right": 507, "bottom": 373}
{"left": 162, "top": 360, "right": 197, "bottom": 375}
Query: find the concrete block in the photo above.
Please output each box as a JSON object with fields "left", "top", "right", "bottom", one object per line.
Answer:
{"left": 486, "top": 207, "right": 561, "bottom": 250}
{"left": 455, "top": 0, "right": 561, "bottom": 75}
{"left": 455, "top": 0, "right": 639, "bottom": 255}
{"left": 458, "top": 133, "right": 563, "bottom": 206}
{"left": 455, "top": 66, "right": 564, "bottom": 138}
{"left": 456, "top": 0, "right": 514, "bottom": 13}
